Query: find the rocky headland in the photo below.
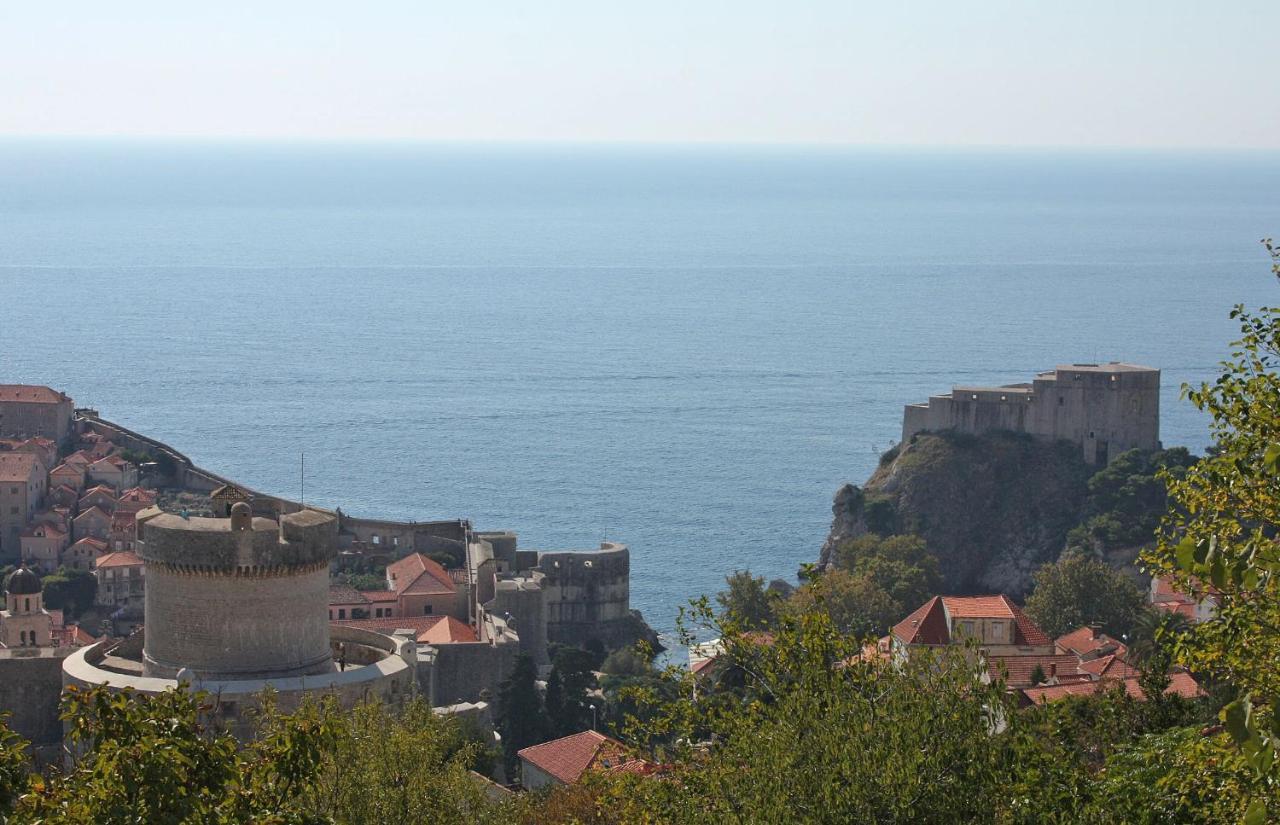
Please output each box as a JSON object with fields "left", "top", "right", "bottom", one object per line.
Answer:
{"left": 819, "top": 430, "right": 1190, "bottom": 597}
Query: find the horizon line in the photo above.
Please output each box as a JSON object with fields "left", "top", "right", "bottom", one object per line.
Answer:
{"left": 1, "top": 134, "right": 1278, "bottom": 155}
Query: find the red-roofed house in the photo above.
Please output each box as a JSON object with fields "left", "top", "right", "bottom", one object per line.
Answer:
{"left": 1150, "top": 575, "right": 1218, "bottom": 624}
{"left": 87, "top": 455, "right": 138, "bottom": 492}
{"left": 0, "top": 452, "right": 46, "bottom": 563}
{"left": 73, "top": 505, "right": 111, "bottom": 542}
{"left": 10, "top": 437, "right": 58, "bottom": 471}
{"left": 0, "top": 385, "right": 73, "bottom": 443}
{"left": 517, "top": 730, "right": 633, "bottom": 790}
{"left": 94, "top": 550, "right": 145, "bottom": 610}
{"left": 78, "top": 485, "right": 117, "bottom": 514}
{"left": 115, "top": 486, "right": 158, "bottom": 515}
{"left": 62, "top": 536, "right": 108, "bottom": 571}
{"left": 20, "top": 522, "right": 68, "bottom": 573}
{"left": 62, "top": 451, "right": 94, "bottom": 471}
{"left": 1055, "top": 626, "right": 1128, "bottom": 661}
{"left": 384, "top": 553, "right": 467, "bottom": 620}
{"left": 49, "top": 463, "right": 86, "bottom": 494}
{"left": 109, "top": 510, "right": 139, "bottom": 552}
{"left": 1020, "top": 671, "right": 1202, "bottom": 706}
{"left": 335, "top": 614, "right": 480, "bottom": 645}
{"left": 891, "top": 595, "right": 1053, "bottom": 656}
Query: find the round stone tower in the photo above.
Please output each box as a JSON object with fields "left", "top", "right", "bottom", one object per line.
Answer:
{"left": 138, "top": 503, "right": 338, "bottom": 680}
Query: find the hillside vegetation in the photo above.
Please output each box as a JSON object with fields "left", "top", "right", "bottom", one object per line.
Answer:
{"left": 820, "top": 431, "right": 1192, "bottom": 597}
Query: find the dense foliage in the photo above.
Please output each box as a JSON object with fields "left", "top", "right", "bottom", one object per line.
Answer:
{"left": 1143, "top": 240, "right": 1280, "bottom": 823}
{"left": 41, "top": 568, "right": 97, "bottom": 619}
{"left": 1023, "top": 549, "right": 1148, "bottom": 639}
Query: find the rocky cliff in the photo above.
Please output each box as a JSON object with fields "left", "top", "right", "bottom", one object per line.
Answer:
{"left": 820, "top": 431, "right": 1094, "bottom": 597}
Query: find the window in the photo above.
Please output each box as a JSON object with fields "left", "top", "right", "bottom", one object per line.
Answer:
{"left": 8, "top": 487, "right": 15, "bottom": 495}
{"left": 392, "top": 536, "right": 399, "bottom": 547}
{"left": 424, "top": 604, "right": 432, "bottom": 615}
{"left": 19, "top": 631, "right": 26, "bottom": 646}
{"left": 337, "top": 609, "right": 346, "bottom": 620}
{"left": 991, "top": 622, "right": 1005, "bottom": 641}
{"left": 1058, "top": 396, "right": 1065, "bottom": 406}
{"left": 24, "top": 598, "right": 30, "bottom": 612}
{"left": 371, "top": 535, "right": 381, "bottom": 545}
{"left": 961, "top": 620, "right": 975, "bottom": 637}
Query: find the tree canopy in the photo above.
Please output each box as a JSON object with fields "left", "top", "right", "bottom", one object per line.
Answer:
{"left": 1023, "top": 549, "right": 1147, "bottom": 639}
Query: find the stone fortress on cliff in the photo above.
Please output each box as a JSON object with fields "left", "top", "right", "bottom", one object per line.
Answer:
{"left": 902, "top": 362, "right": 1160, "bottom": 465}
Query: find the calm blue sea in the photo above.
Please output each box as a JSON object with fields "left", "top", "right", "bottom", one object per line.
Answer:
{"left": 2, "top": 141, "right": 1279, "bottom": 640}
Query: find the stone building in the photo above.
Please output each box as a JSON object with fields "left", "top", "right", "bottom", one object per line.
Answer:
{"left": 1, "top": 568, "right": 53, "bottom": 649}
{"left": 901, "top": 362, "right": 1160, "bottom": 465}
{"left": 472, "top": 535, "right": 640, "bottom": 664}
{"left": 0, "top": 453, "right": 47, "bottom": 563}
{"left": 0, "top": 385, "right": 74, "bottom": 444}
{"left": 20, "top": 523, "right": 68, "bottom": 573}
{"left": 63, "top": 504, "right": 416, "bottom": 739}
{"left": 94, "top": 550, "right": 145, "bottom": 611}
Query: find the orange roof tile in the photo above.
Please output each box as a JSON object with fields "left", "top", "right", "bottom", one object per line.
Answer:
{"left": 94, "top": 550, "right": 142, "bottom": 568}
{"left": 333, "top": 614, "right": 479, "bottom": 644}
{"left": 0, "top": 453, "right": 42, "bottom": 483}
{"left": 1055, "top": 626, "right": 1128, "bottom": 659}
{"left": 517, "top": 730, "right": 629, "bottom": 785}
{"left": 892, "top": 595, "right": 1049, "bottom": 647}
{"left": 1021, "top": 672, "right": 1202, "bottom": 704}
{"left": 0, "top": 385, "right": 69, "bottom": 405}
{"left": 386, "top": 553, "right": 456, "bottom": 597}
{"left": 71, "top": 536, "right": 108, "bottom": 551}
{"left": 987, "top": 654, "right": 1085, "bottom": 687}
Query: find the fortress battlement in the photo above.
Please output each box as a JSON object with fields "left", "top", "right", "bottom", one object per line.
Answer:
{"left": 901, "top": 362, "right": 1160, "bottom": 465}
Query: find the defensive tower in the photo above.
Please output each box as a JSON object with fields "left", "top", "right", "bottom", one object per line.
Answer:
{"left": 138, "top": 503, "right": 338, "bottom": 679}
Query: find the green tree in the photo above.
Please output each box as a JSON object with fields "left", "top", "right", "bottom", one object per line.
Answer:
{"left": 1144, "top": 240, "right": 1280, "bottom": 821}
{"left": 548, "top": 646, "right": 598, "bottom": 735}
{"left": 12, "top": 684, "right": 337, "bottom": 823}
{"left": 41, "top": 568, "right": 97, "bottom": 618}
{"left": 0, "top": 715, "right": 28, "bottom": 819}
{"left": 833, "top": 533, "right": 939, "bottom": 587}
{"left": 496, "top": 654, "right": 552, "bottom": 777}
{"left": 1068, "top": 447, "right": 1197, "bottom": 552}
{"left": 714, "top": 570, "right": 778, "bottom": 630}
{"left": 784, "top": 568, "right": 902, "bottom": 638}
{"left": 614, "top": 597, "right": 1012, "bottom": 823}
{"left": 302, "top": 698, "right": 505, "bottom": 824}
{"left": 1023, "top": 549, "right": 1146, "bottom": 639}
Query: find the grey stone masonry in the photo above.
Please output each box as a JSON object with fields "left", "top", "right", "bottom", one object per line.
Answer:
{"left": 902, "top": 362, "right": 1160, "bottom": 465}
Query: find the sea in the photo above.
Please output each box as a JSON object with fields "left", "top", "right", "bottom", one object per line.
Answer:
{"left": 2, "top": 140, "right": 1279, "bottom": 642}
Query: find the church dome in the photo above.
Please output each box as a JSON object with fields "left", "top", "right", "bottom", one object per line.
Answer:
{"left": 5, "top": 567, "right": 42, "bottom": 596}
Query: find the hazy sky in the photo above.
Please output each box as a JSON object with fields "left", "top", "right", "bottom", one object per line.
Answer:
{"left": 2, "top": 1, "right": 1277, "bottom": 148}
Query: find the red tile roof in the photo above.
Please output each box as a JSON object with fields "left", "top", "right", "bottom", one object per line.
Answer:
{"left": 74, "top": 505, "right": 110, "bottom": 522}
{"left": 386, "top": 553, "right": 456, "bottom": 596}
{"left": 333, "top": 614, "right": 479, "bottom": 644}
{"left": 1021, "top": 672, "right": 1202, "bottom": 704}
{"left": 987, "top": 654, "right": 1085, "bottom": 687}
{"left": 1079, "top": 654, "right": 1140, "bottom": 679}
{"left": 21, "top": 523, "right": 66, "bottom": 538}
{"left": 94, "top": 550, "right": 142, "bottom": 569}
{"left": 891, "top": 595, "right": 1049, "bottom": 647}
{"left": 891, "top": 596, "right": 951, "bottom": 645}
{"left": 0, "top": 453, "right": 42, "bottom": 483}
{"left": 0, "top": 385, "right": 69, "bottom": 405}
{"left": 71, "top": 536, "right": 108, "bottom": 552}
{"left": 517, "top": 730, "right": 629, "bottom": 785}
{"left": 1055, "top": 626, "right": 1127, "bottom": 659}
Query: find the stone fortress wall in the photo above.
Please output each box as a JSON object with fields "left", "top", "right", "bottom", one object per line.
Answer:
{"left": 902, "top": 362, "right": 1160, "bottom": 465}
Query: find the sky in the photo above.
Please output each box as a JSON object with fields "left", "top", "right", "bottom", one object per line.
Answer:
{"left": 1, "top": 1, "right": 1277, "bottom": 148}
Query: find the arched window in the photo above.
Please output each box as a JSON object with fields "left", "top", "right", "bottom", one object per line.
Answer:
{"left": 23, "top": 598, "right": 30, "bottom": 612}
{"left": 19, "top": 630, "right": 27, "bottom": 646}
